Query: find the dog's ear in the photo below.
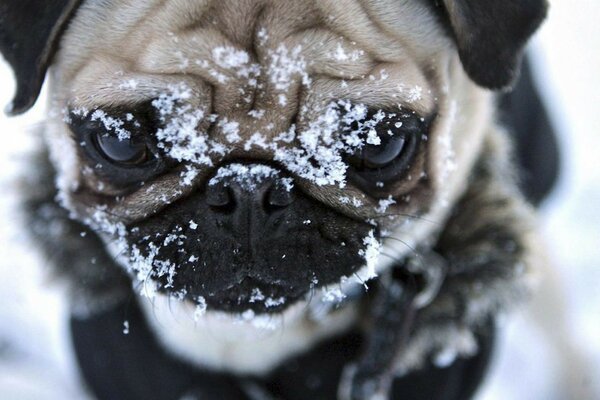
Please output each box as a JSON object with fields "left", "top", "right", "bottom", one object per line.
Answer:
{"left": 0, "top": 0, "right": 82, "bottom": 115}
{"left": 437, "top": 0, "right": 548, "bottom": 89}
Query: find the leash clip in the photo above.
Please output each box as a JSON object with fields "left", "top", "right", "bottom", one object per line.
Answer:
{"left": 405, "top": 252, "right": 447, "bottom": 309}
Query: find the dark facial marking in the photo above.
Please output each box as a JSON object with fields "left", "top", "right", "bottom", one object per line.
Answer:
{"left": 126, "top": 163, "right": 376, "bottom": 314}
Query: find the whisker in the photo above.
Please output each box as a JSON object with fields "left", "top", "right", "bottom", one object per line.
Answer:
{"left": 381, "top": 235, "right": 417, "bottom": 253}
{"left": 353, "top": 272, "right": 369, "bottom": 291}
{"left": 380, "top": 247, "right": 427, "bottom": 277}
{"left": 381, "top": 236, "right": 424, "bottom": 265}
{"left": 371, "top": 212, "right": 441, "bottom": 226}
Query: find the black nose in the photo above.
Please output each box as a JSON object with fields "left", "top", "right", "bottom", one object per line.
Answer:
{"left": 205, "top": 165, "right": 295, "bottom": 215}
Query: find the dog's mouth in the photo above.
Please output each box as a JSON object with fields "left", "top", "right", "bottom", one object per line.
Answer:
{"left": 201, "top": 277, "right": 307, "bottom": 314}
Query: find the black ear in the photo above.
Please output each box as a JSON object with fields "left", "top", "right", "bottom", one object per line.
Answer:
{"left": 438, "top": 0, "right": 548, "bottom": 89}
{"left": 0, "top": 0, "right": 82, "bottom": 115}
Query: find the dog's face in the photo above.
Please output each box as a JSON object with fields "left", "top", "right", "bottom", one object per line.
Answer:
{"left": 1, "top": 1, "right": 546, "bottom": 317}
{"left": 43, "top": 0, "right": 478, "bottom": 315}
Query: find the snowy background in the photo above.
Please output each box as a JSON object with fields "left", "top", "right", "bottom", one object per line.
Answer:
{"left": 0, "top": 1, "right": 599, "bottom": 399}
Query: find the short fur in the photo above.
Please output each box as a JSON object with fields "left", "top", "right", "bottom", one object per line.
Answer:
{"left": 2, "top": 0, "right": 552, "bottom": 399}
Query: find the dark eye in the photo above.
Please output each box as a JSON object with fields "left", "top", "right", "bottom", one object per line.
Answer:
{"left": 345, "top": 109, "right": 427, "bottom": 189}
{"left": 69, "top": 105, "right": 171, "bottom": 188}
{"left": 356, "top": 132, "right": 409, "bottom": 169}
{"left": 95, "top": 133, "right": 149, "bottom": 165}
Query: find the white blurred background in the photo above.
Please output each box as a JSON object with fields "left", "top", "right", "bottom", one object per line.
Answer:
{"left": 0, "top": 1, "right": 599, "bottom": 399}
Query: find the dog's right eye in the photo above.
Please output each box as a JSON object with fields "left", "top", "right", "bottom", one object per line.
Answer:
{"left": 68, "top": 106, "right": 172, "bottom": 188}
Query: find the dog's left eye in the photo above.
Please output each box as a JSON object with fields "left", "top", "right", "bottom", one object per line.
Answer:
{"left": 69, "top": 106, "right": 171, "bottom": 188}
{"left": 95, "top": 133, "right": 150, "bottom": 165}
{"left": 345, "top": 109, "right": 426, "bottom": 190}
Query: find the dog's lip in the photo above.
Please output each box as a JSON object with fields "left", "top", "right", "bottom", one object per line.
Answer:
{"left": 207, "top": 277, "right": 299, "bottom": 298}
{"left": 211, "top": 272, "right": 294, "bottom": 292}
{"left": 196, "top": 277, "right": 308, "bottom": 313}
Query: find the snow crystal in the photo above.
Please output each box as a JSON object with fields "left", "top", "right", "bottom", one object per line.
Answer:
{"left": 399, "top": 84, "right": 423, "bottom": 103}
{"left": 210, "top": 46, "right": 261, "bottom": 84}
{"left": 128, "top": 242, "right": 161, "bottom": 297}
{"left": 273, "top": 100, "right": 376, "bottom": 187}
{"left": 339, "top": 196, "right": 364, "bottom": 207}
{"left": 243, "top": 132, "right": 269, "bottom": 151}
{"left": 218, "top": 117, "right": 241, "bottom": 143}
{"left": 180, "top": 165, "right": 199, "bottom": 186}
{"left": 357, "top": 230, "right": 381, "bottom": 280}
{"left": 352, "top": 197, "right": 364, "bottom": 207}
{"left": 194, "top": 297, "right": 207, "bottom": 321}
{"left": 152, "top": 83, "right": 215, "bottom": 165}
{"left": 267, "top": 44, "right": 311, "bottom": 91}
{"left": 208, "top": 163, "right": 291, "bottom": 191}
{"left": 247, "top": 109, "right": 265, "bottom": 120}
{"left": 123, "top": 320, "right": 130, "bottom": 335}
{"left": 246, "top": 314, "right": 279, "bottom": 330}
{"left": 433, "top": 347, "right": 457, "bottom": 368}
{"left": 213, "top": 46, "right": 250, "bottom": 69}
{"left": 88, "top": 207, "right": 127, "bottom": 238}
{"left": 331, "top": 43, "right": 364, "bottom": 62}
{"left": 366, "top": 128, "right": 382, "bottom": 145}
{"left": 256, "top": 28, "right": 269, "bottom": 45}
{"left": 118, "top": 79, "right": 138, "bottom": 90}
{"left": 90, "top": 109, "right": 130, "bottom": 140}
{"left": 321, "top": 287, "right": 347, "bottom": 303}
{"left": 160, "top": 97, "right": 389, "bottom": 189}
{"left": 264, "top": 297, "right": 286, "bottom": 308}
{"left": 249, "top": 288, "right": 265, "bottom": 303}
{"left": 375, "top": 195, "right": 397, "bottom": 213}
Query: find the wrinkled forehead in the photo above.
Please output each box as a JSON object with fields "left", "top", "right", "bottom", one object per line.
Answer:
{"left": 54, "top": 0, "right": 450, "bottom": 117}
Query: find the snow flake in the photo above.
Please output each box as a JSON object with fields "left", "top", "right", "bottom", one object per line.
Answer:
{"left": 213, "top": 46, "right": 250, "bottom": 69}
{"left": 180, "top": 165, "right": 199, "bottom": 186}
{"left": 375, "top": 195, "right": 397, "bottom": 214}
{"left": 194, "top": 297, "right": 207, "bottom": 321}
{"left": 322, "top": 287, "right": 346, "bottom": 303}
{"left": 265, "top": 297, "right": 286, "bottom": 308}
{"left": 90, "top": 109, "right": 131, "bottom": 140}
{"left": 267, "top": 44, "right": 311, "bottom": 91}
{"left": 208, "top": 163, "right": 293, "bottom": 192}
{"left": 357, "top": 230, "right": 381, "bottom": 280}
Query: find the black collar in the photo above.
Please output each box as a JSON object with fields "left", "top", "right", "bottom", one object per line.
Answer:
{"left": 70, "top": 299, "right": 252, "bottom": 400}
{"left": 70, "top": 299, "right": 494, "bottom": 400}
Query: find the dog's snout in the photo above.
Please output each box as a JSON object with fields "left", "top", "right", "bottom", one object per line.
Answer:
{"left": 205, "top": 164, "right": 295, "bottom": 219}
{"left": 205, "top": 177, "right": 294, "bottom": 214}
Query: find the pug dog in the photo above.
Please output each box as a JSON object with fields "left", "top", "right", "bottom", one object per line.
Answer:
{"left": 0, "top": 0, "right": 556, "bottom": 399}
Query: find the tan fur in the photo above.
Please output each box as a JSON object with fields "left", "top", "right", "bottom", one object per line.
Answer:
{"left": 47, "top": 0, "right": 490, "bottom": 236}
{"left": 42, "top": 0, "right": 512, "bottom": 374}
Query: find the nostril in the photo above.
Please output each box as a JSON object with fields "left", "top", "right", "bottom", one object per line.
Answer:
{"left": 206, "top": 183, "right": 235, "bottom": 212}
{"left": 265, "top": 184, "right": 295, "bottom": 211}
